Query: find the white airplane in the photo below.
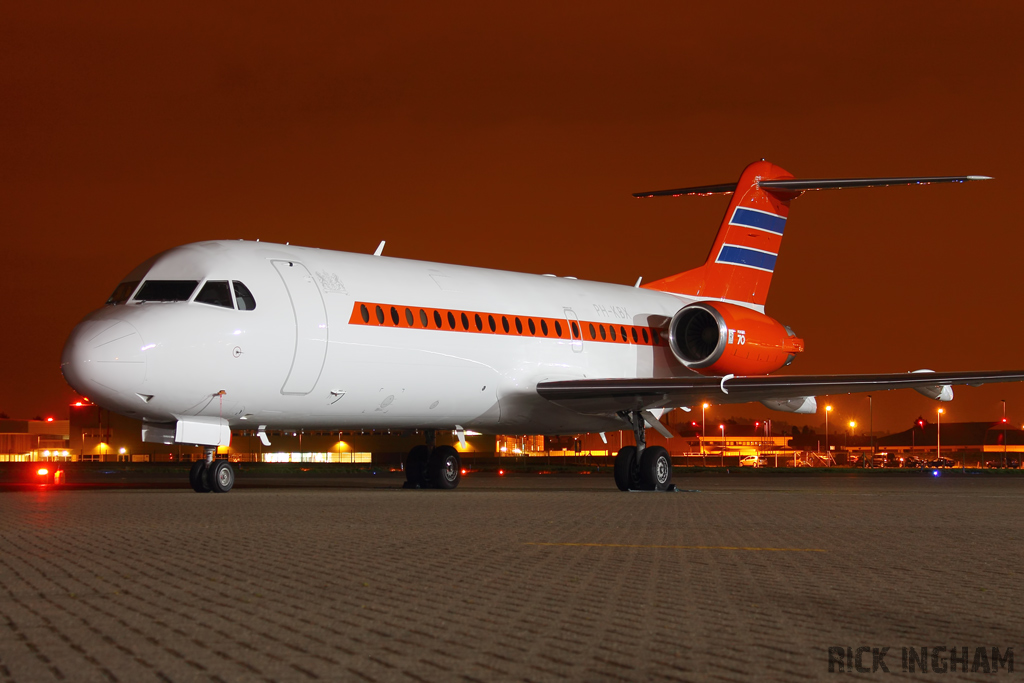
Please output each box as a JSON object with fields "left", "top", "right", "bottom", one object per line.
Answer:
{"left": 61, "top": 160, "right": 1022, "bottom": 494}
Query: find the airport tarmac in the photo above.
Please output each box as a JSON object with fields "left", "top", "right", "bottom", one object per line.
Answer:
{"left": 1, "top": 473, "right": 1021, "bottom": 682}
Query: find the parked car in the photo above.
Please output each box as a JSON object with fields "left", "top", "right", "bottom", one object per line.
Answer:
{"left": 922, "top": 456, "right": 956, "bottom": 468}
{"left": 739, "top": 455, "right": 767, "bottom": 467}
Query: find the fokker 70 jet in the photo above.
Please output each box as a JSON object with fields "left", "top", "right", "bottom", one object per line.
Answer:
{"left": 61, "top": 160, "right": 1022, "bottom": 493}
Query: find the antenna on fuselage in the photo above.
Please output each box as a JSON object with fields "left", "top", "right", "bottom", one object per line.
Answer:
{"left": 373, "top": 240, "right": 386, "bottom": 256}
{"left": 634, "top": 276, "right": 643, "bottom": 288}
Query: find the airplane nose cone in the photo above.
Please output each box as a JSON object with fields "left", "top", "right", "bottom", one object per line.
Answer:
{"left": 61, "top": 319, "right": 147, "bottom": 398}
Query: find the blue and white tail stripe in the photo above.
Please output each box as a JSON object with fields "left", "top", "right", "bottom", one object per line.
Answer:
{"left": 729, "top": 206, "right": 786, "bottom": 235}
{"left": 716, "top": 245, "right": 777, "bottom": 272}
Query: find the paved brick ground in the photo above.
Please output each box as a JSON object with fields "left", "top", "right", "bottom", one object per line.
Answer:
{"left": 0, "top": 474, "right": 1021, "bottom": 682}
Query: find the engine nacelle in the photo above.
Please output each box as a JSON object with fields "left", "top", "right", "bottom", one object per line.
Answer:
{"left": 668, "top": 301, "right": 804, "bottom": 376}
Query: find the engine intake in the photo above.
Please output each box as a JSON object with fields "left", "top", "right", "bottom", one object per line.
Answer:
{"left": 668, "top": 301, "right": 804, "bottom": 376}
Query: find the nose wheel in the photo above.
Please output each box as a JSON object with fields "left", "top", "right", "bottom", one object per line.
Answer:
{"left": 189, "top": 448, "right": 235, "bottom": 493}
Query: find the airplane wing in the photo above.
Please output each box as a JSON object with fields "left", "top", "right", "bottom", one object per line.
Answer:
{"left": 536, "top": 370, "right": 1024, "bottom": 415}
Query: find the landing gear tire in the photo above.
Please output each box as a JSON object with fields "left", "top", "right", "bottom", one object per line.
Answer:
{"left": 206, "top": 460, "right": 234, "bottom": 493}
{"left": 639, "top": 446, "right": 672, "bottom": 491}
{"left": 189, "top": 460, "right": 211, "bottom": 493}
{"left": 614, "top": 446, "right": 640, "bottom": 491}
{"left": 428, "top": 445, "right": 461, "bottom": 490}
{"left": 404, "top": 445, "right": 430, "bottom": 488}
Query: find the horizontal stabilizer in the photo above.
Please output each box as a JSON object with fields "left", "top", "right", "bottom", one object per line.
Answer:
{"left": 633, "top": 175, "right": 990, "bottom": 198}
{"left": 758, "top": 175, "right": 991, "bottom": 192}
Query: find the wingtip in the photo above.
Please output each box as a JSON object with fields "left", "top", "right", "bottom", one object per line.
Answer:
{"left": 967, "top": 175, "right": 994, "bottom": 181}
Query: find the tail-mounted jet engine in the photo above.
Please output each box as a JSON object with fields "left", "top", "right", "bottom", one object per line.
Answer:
{"left": 668, "top": 301, "right": 804, "bottom": 376}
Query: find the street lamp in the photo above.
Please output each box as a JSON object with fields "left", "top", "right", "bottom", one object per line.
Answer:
{"left": 847, "top": 420, "right": 856, "bottom": 452}
{"left": 937, "top": 408, "right": 944, "bottom": 464}
{"left": 824, "top": 405, "right": 832, "bottom": 462}
{"left": 719, "top": 424, "right": 725, "bottom": 466}
{"left": 702, "top": 403, "right": 709, "bottom": 466}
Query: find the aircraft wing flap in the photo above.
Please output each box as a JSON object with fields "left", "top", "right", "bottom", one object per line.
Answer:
{"left": 536, "top": 370, "right": 1024, "bottom": 415}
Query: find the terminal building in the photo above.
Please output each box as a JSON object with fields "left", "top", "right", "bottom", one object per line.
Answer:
{"left": 1, "top": 400, "right": 1020, "bottom": 467}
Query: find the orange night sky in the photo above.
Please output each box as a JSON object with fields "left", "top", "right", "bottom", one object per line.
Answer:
{"left": 2, "top": 2, "right": 1023, "bottom": 433}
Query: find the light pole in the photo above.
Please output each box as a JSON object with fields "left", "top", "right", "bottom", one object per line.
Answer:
{"left": 1002, "top": 399, "right": 1007, "bottom": 469}
{"left": 825, "top": 404, "right": 832, "bottom": 463}
{"left": 937, "top": 408, "right": 944, "bottom": 464}
{"left": 848, "top": 421, "right": 856, "bottom": 454}
{"left": 719, "top": 424, "right": 725, "bottom": 467}
{"left": 868, "top": 394, "right": 874, "bottom": 463}
{"left": 702, "top": 403, "right": 709, "bottom": 466}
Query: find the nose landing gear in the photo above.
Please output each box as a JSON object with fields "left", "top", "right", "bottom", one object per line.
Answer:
{"left": 404, "top": 429, "right": 462, "bottom": 490}
{"left": 614, "top": 410, "right": 674, "bottom": 492}
{"left": 189, "top": 447, "right": 235, "bottom": 493}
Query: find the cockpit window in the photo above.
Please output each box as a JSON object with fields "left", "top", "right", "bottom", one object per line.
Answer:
{"left": 195, "top": 281, "right": 234, "bottom": 308}
{"left": 233, "top": 281, "right": 256, "bottom": 311}
{"left": 133, "top": 280, "right": 199, "bottom": 302}
{"left": 106, "top": 281, "right": 140, "bottom": 305}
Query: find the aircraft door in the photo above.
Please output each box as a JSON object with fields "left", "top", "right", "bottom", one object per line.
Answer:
{"left": 563, "top": 308, "right": 583, "bottom": 353}
{"left": 272, "top": 260, "right": 328, "bottom": 395}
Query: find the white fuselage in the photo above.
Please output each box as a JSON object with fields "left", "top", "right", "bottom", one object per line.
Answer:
{"left": 63, "top": 240, "right": 701, "bottom": 435}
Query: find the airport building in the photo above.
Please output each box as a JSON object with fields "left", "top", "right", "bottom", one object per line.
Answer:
{"left": 1, "top": 400, "right": 1020, "bottom": 468}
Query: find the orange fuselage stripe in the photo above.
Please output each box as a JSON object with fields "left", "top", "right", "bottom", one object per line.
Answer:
{"left": 348, "top": 301, "right": 667, "bottom": 347}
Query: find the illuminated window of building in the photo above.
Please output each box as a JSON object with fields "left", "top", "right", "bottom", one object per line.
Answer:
{"left": 360, "top": 304, "right": 370, "bottom": 323}
{"left": 405, "top": 308, "right": 414, "bottom": 326}
{"left": 375, "top": 305, "right": 385, "bottom": 324}
{"left": 419, "top": 309, "right": 428, "bottom": 327}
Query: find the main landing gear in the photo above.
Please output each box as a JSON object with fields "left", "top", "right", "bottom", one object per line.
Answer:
{"left": 189, "top": 447, "right": 235, "bottom": 493}
{"left": 404, "top": 429, "right": 461, "bottom": 490}
{"left": 614, "top": 410, "right": 674, "bottom": 492}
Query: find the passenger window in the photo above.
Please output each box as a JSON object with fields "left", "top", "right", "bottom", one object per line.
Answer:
{"left": 390, "top": 306, "right": 400, "bottom": 325}
{"left": 233, "top": 282, "right": 257, "bottom": 310}
{"left": 447, "top": 311, "right": 457, "bottom": 329}
{"left": 461, "top": 312, "right": 470, "bottom": 330}
{"left": 376, "top": 306, "right": 385, "bottom": 324}
{"left": 528, "top": 319, "right": 536, "bottom": 335}
{"left": 488, "top": 315, "right": 496, "bottom": 332}
{"left": 599, "top": 325, "right": 607, "bottom": 340}
{"left": 420, "top": 310, "right": 429, "bottom": 327}
{"left": 609, "top": 326, "right": 617, "bottom": 341}
{"left": 541, "top": 319, "right": 549, "bottom": 336}
{"left": 620, "top": 326, "right": 627, "bottom": 341}
{"left": 134, "top": 280, "right": 199, "bottom": 302}
{"left": 631, "top": 328, "right": 638, "bottom": 343}
{"left": 106, "top": 281, "right": 140, "bottom": 305}
{"left": 475, "top": 314, "right": 483, "bottom": 331}
{"left": 571, "top": 321, "right": 580, "bottom": 339}
{"left": 642, "top": 328, "right": 649, "bottom": 344}
{"left": 588, "top": 323, "right": 596, "bottom": 339}
{"left": 360, "top": 304, "right": 370, "bottom": 323}
{"left": 195, "top": 281, "right": 234, "bottom": 308}
{"left": 433, "top": 311, "right": 443, "bottom": 328}
{"left": 405, "top": 308, "right": 414, "bottom": 326}
{"left": 651, "top": 329, "right": 659, "bottom": 345}
{"left": 515, "top": 317, "right": 523, "bottom": 334}
{"left": 501, "top": 316, "right": 510, "bottom": 333}
{"left": 554, "top": 320, "right": 563, "bottom": 337}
